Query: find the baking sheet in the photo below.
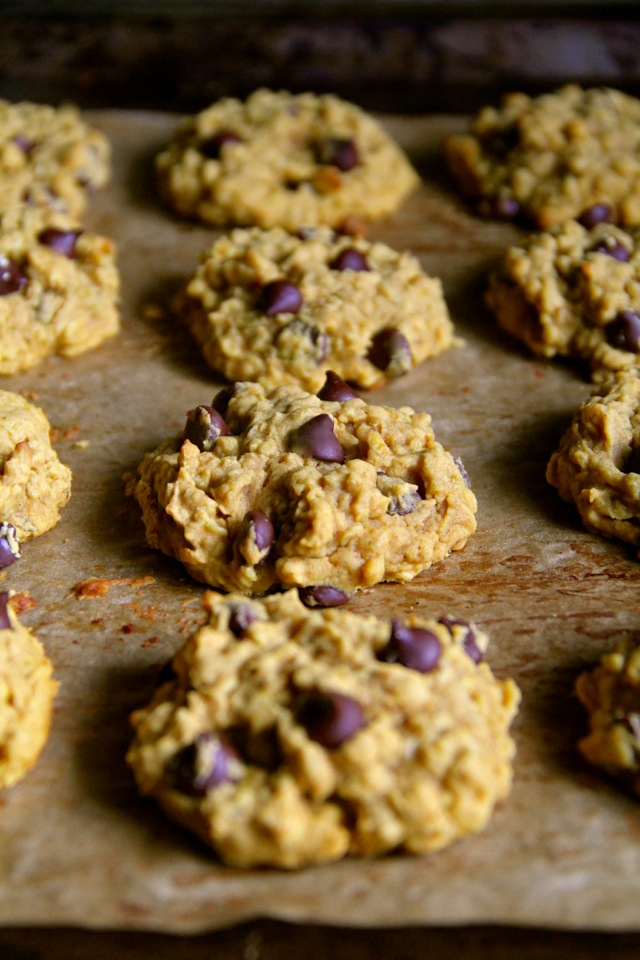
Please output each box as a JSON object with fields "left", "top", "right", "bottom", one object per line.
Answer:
{"left": 1, "top": 109, "right": 640, "bottom": 934}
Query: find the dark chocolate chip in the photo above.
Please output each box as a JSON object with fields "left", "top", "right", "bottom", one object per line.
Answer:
{"left": 289, "top": 413, "right": 345, "bottom": 462}
{"left": 317, "top": 370, "right": 360, "bottom": 402}
{"left": 12, "top": 135, "right": 34, "bottom": 154}
{"left": 367, "top": 328, "right": 412, "bottom": 378}
{"left": 577, "top": 204, "right": 614, "bottom": 228}
{"left": 438, "top": 615, "right": 483, "bottom": 663}
{"left": 227, "top": 602, "right": 258, "bottom": 637}
{"left": 379, "top": 619, "right": 442, "bottom": 673}
{"left": 0, "top": 257, "right": 27, "bottom": 296}
{"left": 315, "top": 137, "right": 359, "bottom": 172}
{"left": 274, "top": 319, "right": 328, "bottom": 364}
{"left": 591, "top": 237, "right": 631, "bottom": 262}
{"left": 294, "top": 689, "right": 365, "bottom": 748}
{"left": 453, "top": 456, "right": 472, "bottom": 488}
{"left": 330, "top": 248, "right": 369, "bottom": 271}
{"left": 173, "top": 733, "right": 240, "bottom": 795}
{"left": 184, "top": 405, "right": 229, "bottom": 451}
{"left": 261, "top": 279, "right": 303, "bottom": 316}
{"left": 0, "top": 591, "right": 12, "bottom": 631}
{"left": 212, "top": 384, "right": 237, "bottom": 416}
{"left": 606, "top": 310, "right": 640, "bottom": 352}
{"left": 38, "top": 227, "right": 82, "bottom": 259}
{"left": 242, "top": 510, "right": 274, "bottom": 560}
{"left": 199, "top": 130, "right": 243, "bottom": 160}
{"left": 299, "top": 585, "right": 350, "bottom": 608}
{"left": 376, "top": 473, "right": 422, "bottom": 516}
{"left": 0, "top": 523, "right": 20, "bottom": 571}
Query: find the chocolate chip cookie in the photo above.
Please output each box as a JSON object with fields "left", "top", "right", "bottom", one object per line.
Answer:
{"left": 0, "top": 591, "right": 57, "bottom": 790}
{"left": 575, "top": 638, "right": 640, "bottom": 798}
{"left": 127, "top": 589, "right": 520, "bottom": 868}
{"left": 546, "top": 373, "right": 640, "bottom": 545}
{"left": 0, "top": 389, "right": 71, "bottom": 544}
{"left": 130, "top": 378, "right": 476, "bottom": 597}
{"left": 174, "top": 225, "right": 457, "bottom": 392}
{"left": 444, "top": 85, "right": 640, "bottom": 229}
{"left": 156, "top": 88, "right": 419, "bottom": 230}
{"left": 0, "top": 206, "right": 120, "bottom": 374}
{"left": 0, "top": 98, "right": 110, "bottom": 217}
{"left": 486, "top": 219, "right": 640, "bottom": 381}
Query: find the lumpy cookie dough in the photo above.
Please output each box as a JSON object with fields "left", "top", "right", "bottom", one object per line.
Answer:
{"left": 174, "top": 226, "right": 457, "bottom": 392}
{"left": 0, "top": 390, "right": 71, "bottom": 542}
{"left": 546, "top": 373, "right": 640, "bottom": 544}
{"left": 131, "top": 379, "right": 477, "bottom": 596}
{"left": 0, "top": 205, "right": 120, "bottom": 375}
{"left": 575, "top": 638, "right": 640, "bottom": 798}
{"left": 444, "top": 85, "right": 640, "bottom": 229}
{"left": 0, "top": 98, "right": 110, "bottom": 217}
{"left": 0, "top": 591, "right": 57, "bottom": 790}
{"left": 127, "top": 589, "right": 520, "bottom": 869}
{"left": 155, "top": 88, "right": 419, "bottom": 230}
{"left": 486, "top": 219, "right": 640, "bottom": 381}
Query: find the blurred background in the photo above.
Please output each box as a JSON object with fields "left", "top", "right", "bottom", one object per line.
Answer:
{"left": 1, "top": 0, "right": 639, "bottom": 114}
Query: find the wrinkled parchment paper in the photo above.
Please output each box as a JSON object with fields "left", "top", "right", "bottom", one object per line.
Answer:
{"left": 1, "top": 111, "right": 639, "bottom": 934}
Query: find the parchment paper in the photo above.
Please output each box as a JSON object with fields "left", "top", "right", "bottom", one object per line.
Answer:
{"left": 1, "top": 110, "right": 639, "bottom": 934}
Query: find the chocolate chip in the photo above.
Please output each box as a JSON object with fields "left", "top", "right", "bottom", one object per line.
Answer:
{"left": 438, "top": 615, "right": 484, "bottom": 663}
{"left": 242, "top": 511, "right": 274, "bottom": 560}
{"left": 12, "top": 135, "right": 33, "bottom": 154}
{"left": 379, "top": 620, "right": 442, "bottom": 673}
{"left": 0, "top": 256, "right": 27, "bottom": 296}
{"left": 294, "top": 689, "right": 365, "bottom": 748}
{"left": 578, "top": 204, "right": 614, "bottom": 228}
{"left": 453, "top": 456, "right": 472, "bottom": 488}
{"left": 274, "top": 319, "right": 328, "bottom": 364}
{"left": 606, "top": 310, "right": 640, "bottom": 352}
{"left": 330, "top": 248, "right": 369, "bottom": 271}
{"left": 0, "top": 592, "right": 12, "bottom": 631}
{"left": 591, "top": 237, "right": 631, "bottom": 262}
{"left": 184, "top": 405, "right": 229, "bottom": 451}
{"left": 211, "top": 384, "right": 237, "bottom": 416}
{"left": 227, "top": 602, "right": 258, "bottom": 637}
{"left": 315, "top": 137, "right": 359, "bottom": 172}
{"left": 299, "top": 585, "right": 350, "bottom": 607}
{"left": 38, "top": 227, "right": 82, "bottom": 259}
{"left": 200, "top": 130, "right": 243, "bottom": 159}
{"left": 368, "top": 328, "right": 412, "bottom": 378}
{"left": 289, "top": 414, "right": 345, "bottom": 462}
{"left": 317, "top": 370, "right": 360, "bottom": 402}
{"left": 0, "top": 523, "right": 20, "bottom": 571}
{"left": 173, "top": 733, "right": 240, "bottom": 795}
{"left": 492, "top": 196, "right": 521, "bottom": 220}
{"left": 261, "top": 279, "right": 303, "bottom": 316}
{"left": 376, "top": 473, "right": 422, "bottom": 516}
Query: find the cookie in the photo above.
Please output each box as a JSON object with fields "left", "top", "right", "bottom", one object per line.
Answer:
{"left": 0, "top": 591, "right": 57, "bottom": 790}
{"left": 0, "top": 98, "right": 110, "bottom": 217}
{"left": 0, "top": 206, "right": 120, "bottom": 375}
{"left": 127, "top": 589, "right": 519, "bottom": 869}
{"left": 155, "top": 88, "right": 419, "bottom": 230}
{"left": 546, "top": 373, "right": 640, "bottom": 545}
{"left": 0, "top": 390, "right": 71, "bottom": 544}
{"left": 575, "top": 638, "right": 640, "bottom": 798}
{"left": 174, "top": 226, "right": 457, "bottom": 392}
{"left": 486, "top": 219, "right": 640, "bottom": 381}
{"left": 130, "top": 379, "right": 477, "bottom": 597}
{"left": 444, "top": 85, "right": 640, "bottom": 229}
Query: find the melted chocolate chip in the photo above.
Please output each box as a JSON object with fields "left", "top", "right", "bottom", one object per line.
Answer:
{"left": 38, "top": 227, "right": 83, "bottom": 259}
{"left": 173, "top": 733, "right": 240, "bottom": 795}
{"left": 299, "top": 585, "right": 350, "bottom": 608}
{"left": 200, "top": 130, "right": 243, "bottom": 159}
{"left": 606, "top": 310, "right": 640, "bottom": 352}
{"left": 368, "top": 328, "right": 412, "bottom": 378}
{"left": 0, "top": 591, "right": 12, "bottom": 631}
{"left": 0, "top": 523, "right": 20, "bottom": 571}
{"left": 438, "top": 615, "right": 484, "bottom": 663}
{"left": 0, "top": 257, "right": 27, "bottom": 296}
{"left": 184, "top": 405, "right": 229, "bottom": 451}
{"left": 261, "top": 279, "right": 303, "bottom": 316}
{"left": 289, "top": 414, "right": 345, "bottom": 462}
{"left": 330, "top": 248, "right": 369, "bottom": 271}
{"left": 379, "top": 619, "right": 442, "bottom": 673}
{"left": 315, "top": 137, "right": 359, "bottom": 172}
{"left": 578, "top": 204, "right": 614, "bottom": 228}
{"left": 376, "top": 473, "right": 422, "bottom": 516}
{"left": 317, "top": 370, "right": 360, "bottom": 402}
{"left": 295, "top": 689, "right": 365, "bottom": 748}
